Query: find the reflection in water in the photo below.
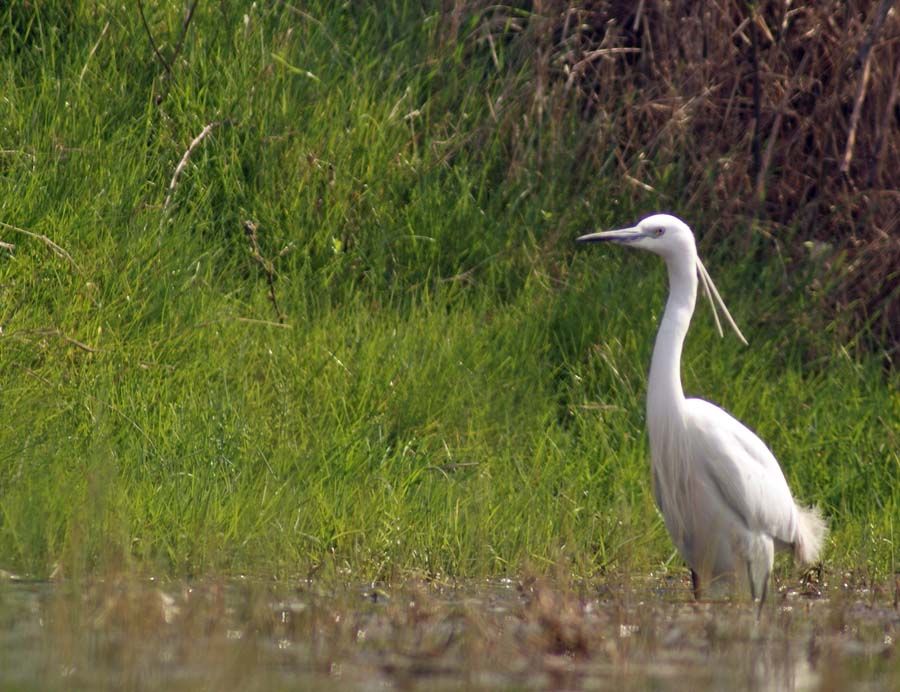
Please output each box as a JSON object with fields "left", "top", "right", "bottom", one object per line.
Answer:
{"left": 0, "top": 577, "right": 897, "bottom": 690}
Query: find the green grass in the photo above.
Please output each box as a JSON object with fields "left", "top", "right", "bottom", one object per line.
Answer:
{"left": 0, "top": 2, "right": 896, "bottom": 581}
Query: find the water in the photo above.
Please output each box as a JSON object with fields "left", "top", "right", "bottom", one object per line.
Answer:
{"left": 0, "top": 576, "right": 897, "bottom": 690}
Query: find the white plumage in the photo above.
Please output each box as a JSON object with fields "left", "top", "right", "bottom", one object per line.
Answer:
{"left": 578, "top": 214, "right": 826, "bottom": 606}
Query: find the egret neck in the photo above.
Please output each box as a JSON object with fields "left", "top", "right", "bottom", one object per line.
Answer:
{"left": 647, "top": 253, "right": 697, "bottom": 426}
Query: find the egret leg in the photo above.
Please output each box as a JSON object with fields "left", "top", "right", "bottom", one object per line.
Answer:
{"left": 747, "top": 561, "right": 770, "bottom": 619}
{"left": 756, "top": 573, "right": 769, "bottom": 620}
{"left": 691, "top": 569, "right": 702, "bottom": 601}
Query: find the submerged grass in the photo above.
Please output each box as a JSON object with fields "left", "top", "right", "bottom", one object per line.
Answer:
{"left": 0, "top": 2, "right": 897, "bottom": 583}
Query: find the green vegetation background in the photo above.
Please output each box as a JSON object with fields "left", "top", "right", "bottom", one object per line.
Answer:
{"left": 0, "top": 2, "right": 896, "bottom": 581}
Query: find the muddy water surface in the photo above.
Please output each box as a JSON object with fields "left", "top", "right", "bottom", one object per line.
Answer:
{"left": 1, "top": 576, "right": 897, "bottom": 690}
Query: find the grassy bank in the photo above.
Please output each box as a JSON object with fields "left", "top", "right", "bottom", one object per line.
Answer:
{"left": 0, "top": 2, "right": 896, "bottom": 581}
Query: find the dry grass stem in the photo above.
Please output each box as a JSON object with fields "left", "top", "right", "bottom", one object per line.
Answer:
{"left": 137, "top": 0, "right": 172, "bottom": 75}
{"left": 243, "top": 220, "right": 288, "bottom": 324}
{"left": 755, "top": 51, "right": 812, "bottom": 202}
{"left": 173, "top": 0, "right": 200, "bottom": 64}
{"left": 0, "top": 220, "right": 80, "bottom": 271}
{"left": 233, "top": 316, "right": 292, "bottom": 329}
{"left": 840, "top": 0, "right": 895, "bottom": 175}
{"left": 163, "top": 121, "right": 221, "bottom": 211}
{"left": 8, "top": 328, "right": 98, "bottom": 353}
{"left": 78, "top": 20, "right": 109, "bottom": 85}
{"left": 57, "top": 331, "right": 99, "bottom": 353}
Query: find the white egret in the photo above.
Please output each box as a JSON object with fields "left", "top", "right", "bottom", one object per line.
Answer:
{"left": 578, "top": 214, "right": 826, "bottom": 608}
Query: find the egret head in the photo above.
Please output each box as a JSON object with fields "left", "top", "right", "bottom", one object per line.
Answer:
{"left": 576, "top": 213, "right": 696, "bottom": 262}
{"left": 577, "top": 213, "right": 748, "bottom": 345}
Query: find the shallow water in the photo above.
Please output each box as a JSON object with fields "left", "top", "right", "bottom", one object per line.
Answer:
{"left": 0, "top": 575, "right": 897, "bottom": 690}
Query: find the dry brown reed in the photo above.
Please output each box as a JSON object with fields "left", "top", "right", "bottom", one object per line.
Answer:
{"left": 443, "top": 1, "right": 899, "bottom": 360}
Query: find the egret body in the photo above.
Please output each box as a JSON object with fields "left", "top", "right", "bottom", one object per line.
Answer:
{"left": 578, "top": 214, "right": 826, "bottom": 606}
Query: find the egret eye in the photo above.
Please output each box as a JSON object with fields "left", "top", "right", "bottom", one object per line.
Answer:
{"left": 655, "top": 227, "right": 665, "bottom": 237}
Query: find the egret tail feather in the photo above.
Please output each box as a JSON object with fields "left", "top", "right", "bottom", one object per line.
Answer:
{"left": 794, "top": 505, "right": 827, "bottom": 564}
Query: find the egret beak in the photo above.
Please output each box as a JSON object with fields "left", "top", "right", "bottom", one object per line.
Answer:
{"left": 576, "top": 226, "right": 643, "bottom": 244}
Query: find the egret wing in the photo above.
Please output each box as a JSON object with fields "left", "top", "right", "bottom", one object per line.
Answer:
{"left": 685, "top": 398, "right": 797, "bottom": 545}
